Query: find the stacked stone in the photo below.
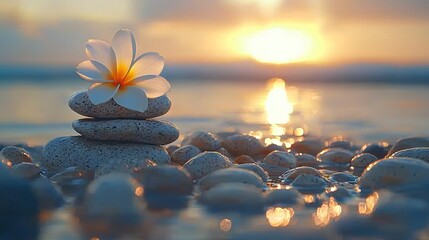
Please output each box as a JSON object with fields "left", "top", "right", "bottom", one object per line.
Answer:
{"left": 41, "top": 90, "right": 179, "bottom": 176}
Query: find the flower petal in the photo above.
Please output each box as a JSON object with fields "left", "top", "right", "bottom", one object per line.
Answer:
{"left": 76, "top": 60, "right": 112, "bottom": 82}
{"left": 113, "top": 87, "right": 148, "bottom": 112}
{"left": 127, "top": 52, "right": 164, "bottom": 80}
{"left": 133, "top": 76, "right": 171, "bottom": 98}
{"left": 88, "top": 83, "right": 119, "bottom": 105}
{"left": 111, "top": 29, "right": 136, "bottom": 80}
{"left": 85, "top": 39, "right": 116, "bottom": 73}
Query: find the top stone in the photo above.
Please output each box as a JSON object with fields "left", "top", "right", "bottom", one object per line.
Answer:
{"left": 68, "top": 90, "right": 171, "bottom": 119}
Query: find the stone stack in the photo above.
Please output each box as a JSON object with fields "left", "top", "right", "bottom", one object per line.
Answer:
{"left": 41, "top": 90, "right": 179, "bottom": 176}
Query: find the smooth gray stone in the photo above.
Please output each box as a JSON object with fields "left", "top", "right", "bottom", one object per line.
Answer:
{"left": 72, "top": 118, "right": 179, "bottom": 145}
{"left": 68, "top": 90, "right": 171, "bottom": 119}
{"left": 41, "top": 136, "right": 170, "bottom": 175}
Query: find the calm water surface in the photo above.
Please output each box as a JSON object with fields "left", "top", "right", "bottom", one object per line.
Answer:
{"left": 1, "top": 78, "right": 429, "bottom": 145}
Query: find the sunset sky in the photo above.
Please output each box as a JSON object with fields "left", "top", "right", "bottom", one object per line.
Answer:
{"left": 1, "top": 0, "right": 429, "bottom": 65}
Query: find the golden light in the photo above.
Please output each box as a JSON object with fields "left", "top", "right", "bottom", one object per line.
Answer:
{"left": 265, "top": 78, "right": 293, "bottom": 136}
{"left": 358, "top": 192, "right": 379, "bottom": 215}
{"left": 245, "top": 28, "right": 313, "bottom": 64}
{"left": 134, "top": 187, "right": 144, "bottom": 197}
{"left": 312, "top": 197, "right": 342, "bottom": 227}
{"left": 266, "top": 207, "right": 295, "bottom": 227}
{"left": 219, "top": 218, "right": 232, "bottom": 232}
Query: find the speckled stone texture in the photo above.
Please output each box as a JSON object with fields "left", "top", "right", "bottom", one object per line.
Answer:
{"left": 183, "top": 152, "right": 233, "bottom": 180}
{"left": 41, "top": 136, "right": 170, "bottom": 174}
{"left": 72, "top": 118, "right": 179, "bottom": 145}
{"left": 68, "top": 90, "right": 171, "bottom": 119}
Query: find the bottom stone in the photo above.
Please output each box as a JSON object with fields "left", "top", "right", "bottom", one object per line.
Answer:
{"left": 41, "top": 136, "right": 170, "bottom": 176}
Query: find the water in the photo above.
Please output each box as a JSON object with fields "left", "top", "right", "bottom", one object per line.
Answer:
{"left": 1, "top": 77, "right": 429, "bottom": 146}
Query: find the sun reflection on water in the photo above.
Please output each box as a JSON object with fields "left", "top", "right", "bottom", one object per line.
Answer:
{"left": 358, "top": 192, "right": 379, "bottom": 215}
{"left": 312, "top": 197, "right": 342, "bottom": 227}
{"left": 219, "top": 218, "right": 232, "bottom": 232}
{"left": 266, "top": 207, "right": 295, "bottom": 227}
{"left": 265, "top": 78, "right": 294, "bottom": 129}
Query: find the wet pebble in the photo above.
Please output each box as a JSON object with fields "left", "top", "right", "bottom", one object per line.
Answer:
{"left": 50, "top": 167, "right": 94, "bottom": 197}
{"left": 329, "top": 172, "right": 358, "bottom": 183}
{"left": 281, "top": 166, "right": 321, "bottom": 184}
{"left": 351, "top": 153, "right": 378, "bottom": 176}
{"left": 12, "top": 162, "right": 41, "bottom": 180}
{"left": 262, "top": 150, "right": 296, "bottom": 168}
{"left": 295, "top": 153, "right": 319, "bottom": 167}
{"left": 361, "top": 143, "right": 388, "bottom": 159}
{"left": 181, "top": 131, "right": 221, "bottom": 151}
{"left": 1, "top": 146, "right": 32, "bottom": 166}
{"left": 133, "top": 166, "right": 193, "bottom": 195}
{"left": 170, "top": 145, "right": 201, "bottom": 165}
{"left": 0, "top": 164, "right": 39, "bottom": 240}
{"left": 265, "top": 188, "right": 301, "bottom": 206}
{"left": 290, "top": 139, "right": 325, "bottom": 156}
{"left": 387, "top": 137, "right": 429, "bottom": 157}
{"left": 329, "top": 140, "right": 353, "bottom": 150}
{"left": 166, "top": 145, "right": 179, "bottom": 155}
{"left": 234, "top": 155, "right": 256, "bottom": 164}
{"left": 233, "top": 163, "right": 270, "bottom": 181}
{"left": 326, "top": 186, "right": 353, "bottom": 202}
{"left": 317, "top": 148, "right": 354, "bottom": 170}
{"left": 221, "top": 134, "right": 264, "bottom": 157}
{"left": 259, "top": 162, "right": 289, "bottom": 180}
{"left": 199, "top": 183, "right": 264, "bottom": 212}
{"left": 81, "top": 173, "right": 144, "bottom": 225}
{"left": 31, "top": 177, "right": 64, "bottom": 210}
{"left": 390, "top": 147, "right": 429, "bottom": 163}
{"left": 359, "top": 157, "right": 429, "bottom": 191}
{"left": 291, "top": 174, "right": 327, "bottom": 194}
{"left": 263, "top": 144, "right": 287, "bottom": 155}
{"left": 199, "top": 168, "right": 265, "bottom": 191}
{"left": 183, "top": 152, "right": 233, "bottom": 180}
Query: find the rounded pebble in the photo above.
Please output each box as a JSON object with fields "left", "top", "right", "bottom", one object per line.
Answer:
{"left": 31, "top": 177, "right": 64, "bottom": 210}
{"left": 361, "top": 143, "right": 388, "bottom": 159}
{"left": 329, "top": 172, "right": 358, "bottom": 183}
{"left": 199, "top": 183, "right": 264, "bottom": 212}
{"left": 221, "top": 134, "right": 264, "bottom": 157}
{"left": 234, "top": 155, "right": 256, "bottom": 164}
{"left": 68, "top": 90, "right": 171, "bottom": 119}
{"left": 41, "top": 136, "right": 170, "bottom": 175}
{"left": 181, "top": 131, "right": 221, "bottom": 151}
{"left": 390, "top": 147, "right": 429, "bottom": 163}
{"left": 183, "top": 152, "right": 233, "bottom": 180}
{"left": 259, "top": 162, "right": 289, "bottom": 180}
{"left": 359, "top": 157, "right": 429, "bottom": 191}
{"left": 171, "top": 145, "right": 201, "bottom": 165}
{"left": 290, "top": 139, "right": 325, "bottom": 156}
{"left": 317, "top": 148, "right": 354, "bottom": 164}
{"left": 133, "top": 166, "right": 193, "bottom": 195}
{"left": 1, "top": 146, "right": 32, "bottom": 166}
{"left": 291, "top": 174, "right": 327, "bottom": 194}
{"left": 387, "top": 137, "right": 429, "bottom": 157}
{"left": 82, "top": 173, "right": 144, "bottom": 224}
{"left": 72, "top": 118, "right": 179, "bottom": 145}
{"left": 263, "top": 151, "right": 296, "bottom": 168}
{"left": 295, "top": 153, "right": 319, "bottom": 167}
{"left": 199, "top": 168, "right": 265, "bottom": 191}
{"left": 12, "top": 163, "right": 41, "bottom": 180}
{"left": 281, "top": 166, "right": 321, "bottom": 184}
{"left": 233, "top": 163, "right": 270, "bottom": 181}
{"left": 50, "top": 167, "right": 94, "bottom": 197}
{"left": 329, "top": 140, "right": 353, "bottom": 150}
{"left": 351, "top": 153, "right": 378, "bottom": 168}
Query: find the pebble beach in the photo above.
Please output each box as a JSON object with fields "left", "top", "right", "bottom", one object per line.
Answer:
{"left": 2, "top": 80, "right": 429, "bottom": 240}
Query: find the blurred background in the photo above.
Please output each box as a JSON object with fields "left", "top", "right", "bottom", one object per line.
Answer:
{"left": 1, "top": 0, "right": 429, "bottom": 145}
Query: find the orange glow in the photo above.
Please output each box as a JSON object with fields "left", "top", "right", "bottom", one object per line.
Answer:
{"left": 245, "top": 28, "right": 314, "bottom": 64}
{"left": 313, "top": 197, "right": 342, "bottom": 227}
{"left": 266, "top": 207, "right": 295, "bottom": 227}
{"left": 134, "top": 187, "right": 144, "bottom": 197}
{"left": 265, "top": 78, "right": 293, "bottom": 136}
{"left": 219, "top": 218, "right": 232, "bottom": 232}
{"left": 304, "top": 195, "right": 315, "bottom": 203}
{"left": 358, "top": 192, "right": 379, "bottom": 215}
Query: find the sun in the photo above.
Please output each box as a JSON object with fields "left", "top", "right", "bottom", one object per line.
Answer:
{"left": 245, "top": 28, "right": 314, "bottom": 64}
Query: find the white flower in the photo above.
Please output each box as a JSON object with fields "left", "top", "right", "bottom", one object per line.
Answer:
{"left": 76, "top": 29, "right": 170, "bottom": 112}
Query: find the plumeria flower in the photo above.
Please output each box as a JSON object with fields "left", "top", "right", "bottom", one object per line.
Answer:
{"left": 76, "top": 29, "right": 170, "bottom": 112}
